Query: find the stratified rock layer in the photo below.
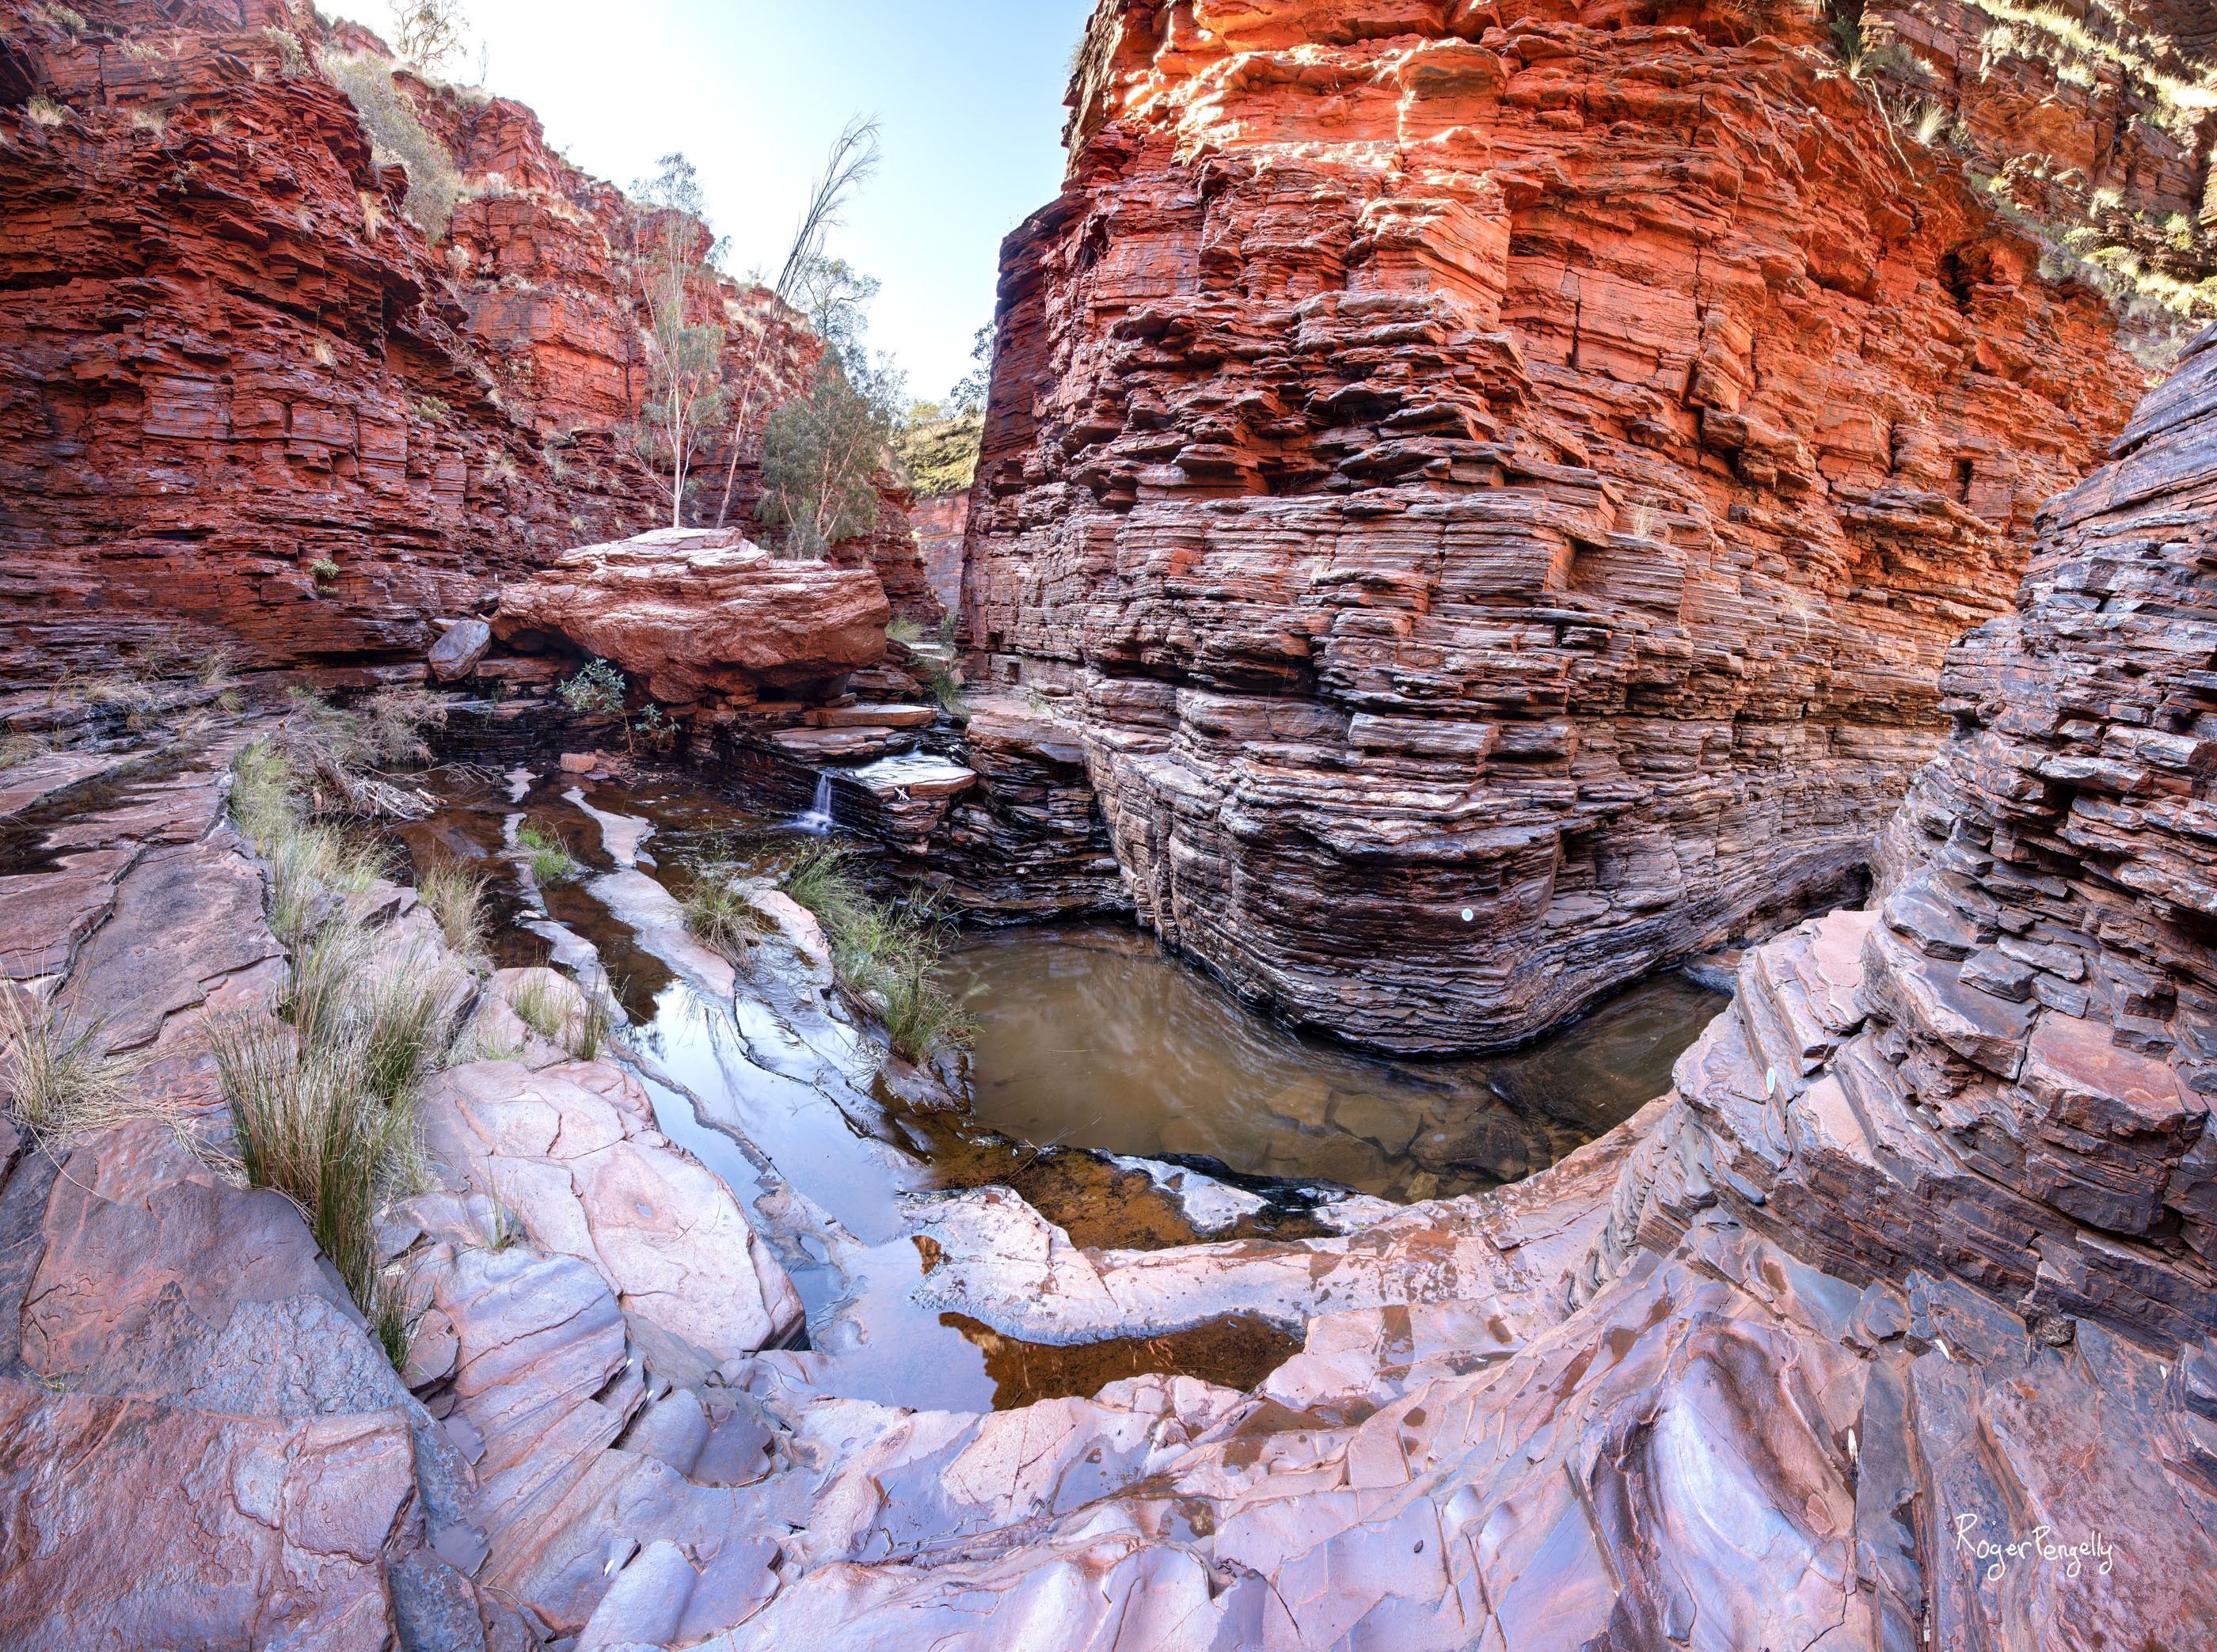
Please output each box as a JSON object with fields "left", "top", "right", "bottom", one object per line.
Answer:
{"left": 0, "top": 0, "right": 930, "bottom": 682}
{"left": 962, "top": 0, "right": 2155, "bottom": 1050}
{"left": 1629, "top": 321, "right": 2217, "bottom": 1348}
{"left": 492, "top": 528, "right": 890, "bottom": 704}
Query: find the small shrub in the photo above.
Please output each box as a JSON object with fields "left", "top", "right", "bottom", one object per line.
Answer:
{"left": 413, "top": 394, "right": 451, "bottom": 421}
{"left": 309, "top": 557, "right": 341, "bottom": 583}
{"left": 937, "top": 610, "right": 958, "bottom": 648}
{"left": 319, "top": 51, "right": 462, "bottom": 239}
{"left": 517, "top": 822, "right": 580, "bottom": 884}
{"left": 631, "top": 703, "right": 677, "bottom": 754}
{"left": 25, "top": 95, "right": 67, "bottom": 127}
{"left": 0, "top": 991, "right": 149, "bottom": 1143}
{"left": 558, "top": 659, "right": 627, "bottom": 716}
{"left": 886, "top": 617, "right": 923, "bottom": 647}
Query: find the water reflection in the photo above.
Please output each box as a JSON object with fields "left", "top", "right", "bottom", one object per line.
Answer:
{"left": 940, "top": 924, "right": 1725, "bottom": 1202}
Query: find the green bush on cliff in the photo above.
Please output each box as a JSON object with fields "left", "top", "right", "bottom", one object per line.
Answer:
{"left": 894, "top": 401, "right": 983, "bottom": 499}
{"left": 321, "top": 50, "right": 463, "bottom": 240}
{"left": 758, "top": 358, "right": 899, "bottom": 558}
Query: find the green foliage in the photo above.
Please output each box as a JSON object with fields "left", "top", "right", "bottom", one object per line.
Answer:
{"left": 759, "top": 358, "right": 899, "bottom": 558}
{"left": 558, "top": 659, "right": 627, "bottom": 715}
{"left": 886, "top": 617, "right": 924, "bottom": 647}
{"left": 678, "top": 864, "right": 771, "bottom": 959}
{"left": 517, "top": 822, "right": 580, "bottom": 884}
{"left": 776, "top": 842, "right": 974, "bottom": 1063}
{"left": 927, "top": 661, "right": 970, "bottom": 721}
{"left": 632, "top": 703, "right": 677, "bottom": 753}
{"left": 320, "top": 51, "right": 462, "bottom": 239}
{"left": 894, "top": 402, "right": 983, "bottom": 499}
{"left": 629, "top": 154, "right": 729, "bottom": 528}
{"left": 309, "top": 558, "right": 342, "bottom": 583}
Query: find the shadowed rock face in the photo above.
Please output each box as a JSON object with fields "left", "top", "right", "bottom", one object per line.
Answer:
{"left": 492, "top": 528, "right": 892, "bottom": 705}
{"left": 960, "top": 0, "right": 2158, "bottom": 1052}
{"left": 1630, "top": 323, "right": 2217, "bottom": 1349}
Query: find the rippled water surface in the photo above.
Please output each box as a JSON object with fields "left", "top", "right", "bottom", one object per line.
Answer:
{"left": 941, "top": 924, "right": 1725, "bottom": 1202}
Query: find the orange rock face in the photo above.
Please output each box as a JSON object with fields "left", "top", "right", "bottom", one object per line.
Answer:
{"left": 962, "top": 0, "right": 2159, "bottom": 1050}
{"left": 0, "top": 0, "right": 930, "bottom": 680}
{"left": 492, "top": 529, "right": 889, "bottom": 704}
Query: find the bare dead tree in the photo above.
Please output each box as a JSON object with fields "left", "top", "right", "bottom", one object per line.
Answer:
{"left": 774, "top": 116, "right": 882, "bottom": 305}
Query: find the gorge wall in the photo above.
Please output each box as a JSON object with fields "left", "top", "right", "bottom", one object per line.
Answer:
{"left": 0, "top": 0, "right": 931, "bottom": 685}
{"left": 959, "top": 0, "right": 2213, "bottom": 1052}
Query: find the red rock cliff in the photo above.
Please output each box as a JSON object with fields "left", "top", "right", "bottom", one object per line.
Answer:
{"left": 960, "top": 0, "right": 2180, "bottom": 1052}
{"left": 0, "top": 0, "right": 933, "bottom": 681}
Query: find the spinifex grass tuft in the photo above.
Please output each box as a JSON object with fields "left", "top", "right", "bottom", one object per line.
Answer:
{"left": 677, "top": 863, "right": 771, "bottom": 959}
{"left": 0, "top": 990, "right": 151, "bottom": 1143}
{"left": 517, "top": 822, "right": 580, "bottom": 885}
{"left": 209, "top": 1012, "right": 413, "bottom": 1301}
{"left": 776, "top": 842, "right": 975, "bottom": 1062}
{"left": 416, "top": 860, "right": 490, "bottom": 961}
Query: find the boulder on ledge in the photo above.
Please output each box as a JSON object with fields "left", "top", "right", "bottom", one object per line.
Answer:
{"left": 493, "top": 528, "right": 889, "bottom": 704}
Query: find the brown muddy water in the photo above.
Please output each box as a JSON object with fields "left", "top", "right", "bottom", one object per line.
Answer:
{"left": 941, "top": 925, "right": 1723, "bottom": 1203}
{"left": 389, "top": 752, "right": 1725, "bottom": 1411}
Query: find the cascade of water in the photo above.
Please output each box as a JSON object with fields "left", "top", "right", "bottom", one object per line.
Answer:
{"left": 793, "top": 772, "right": 836, "bottom": 835}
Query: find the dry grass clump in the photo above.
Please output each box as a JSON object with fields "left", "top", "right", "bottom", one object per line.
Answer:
{"left": 218, "top": 735, "right": 466, "bottom": 1370}
{"left": 416, "top": 861, "right": 490, "bottom": 962}
{"left": 0, "top": 990, "right": 152, "bottom": 1144}
{"left": 232, "top": 743, "right": 390, "bottom": 947}
{"left": 677, "top": 863, "right": 772, "bottom": 959}
{"left": 776, "top": 841, "right": 975, "bottom": 1063}
{"left": 0, "top": 732, "right": 48, "bottom": 771}
{"left": 505, "top": 970, "right": 612, "bottom": 1060}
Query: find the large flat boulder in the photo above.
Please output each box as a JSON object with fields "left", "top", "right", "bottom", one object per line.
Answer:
{"left": 418, "top": 1059, "right": 804, "bottom": 1373}
{"left": 493, "top": 529, "right": 889, "bottom": 704}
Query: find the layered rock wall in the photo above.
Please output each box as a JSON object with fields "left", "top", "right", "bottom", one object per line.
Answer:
{"left": 1622, "top": 323, "right": 2217, "bottom": 1351}
{"left": 0, "top": 0, "right": 930, "bottom": 682}
{"left": 961, "top": 0, "right": 2165, "bottom": 1050}
{"left": 1854, "top": 0, "right": 2217, "bottom": 359}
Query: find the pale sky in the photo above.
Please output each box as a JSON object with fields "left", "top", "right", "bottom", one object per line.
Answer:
{"left": 316, "top": 0, "right": 1095, "bottom": 402}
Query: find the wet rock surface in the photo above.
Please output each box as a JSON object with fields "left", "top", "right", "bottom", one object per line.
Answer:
{"left": 958, "top": 0, "right": 2162, "bottom": 1053}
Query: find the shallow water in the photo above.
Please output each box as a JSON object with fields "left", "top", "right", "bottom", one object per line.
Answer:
{"left": 941, "top": 924, "right": 1725, "bottom": 1202}
{"left": 391, "top": 754, "right": 1728, "bottom": 1411}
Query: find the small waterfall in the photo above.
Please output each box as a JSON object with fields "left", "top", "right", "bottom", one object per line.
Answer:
{"left": 793, "top": 773, "right": 836, "bottom": 835}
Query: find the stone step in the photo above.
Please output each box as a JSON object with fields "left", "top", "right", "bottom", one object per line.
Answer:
{"left": 808, "top": 702, "right": 936, "bottom": 730}
{"left": 770, "top": 727, "right": 916, "bottom": 762}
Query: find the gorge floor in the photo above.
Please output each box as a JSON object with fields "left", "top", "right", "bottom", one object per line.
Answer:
{"left": 387, "top": 750, "right": 1721, "bottom": 1411}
